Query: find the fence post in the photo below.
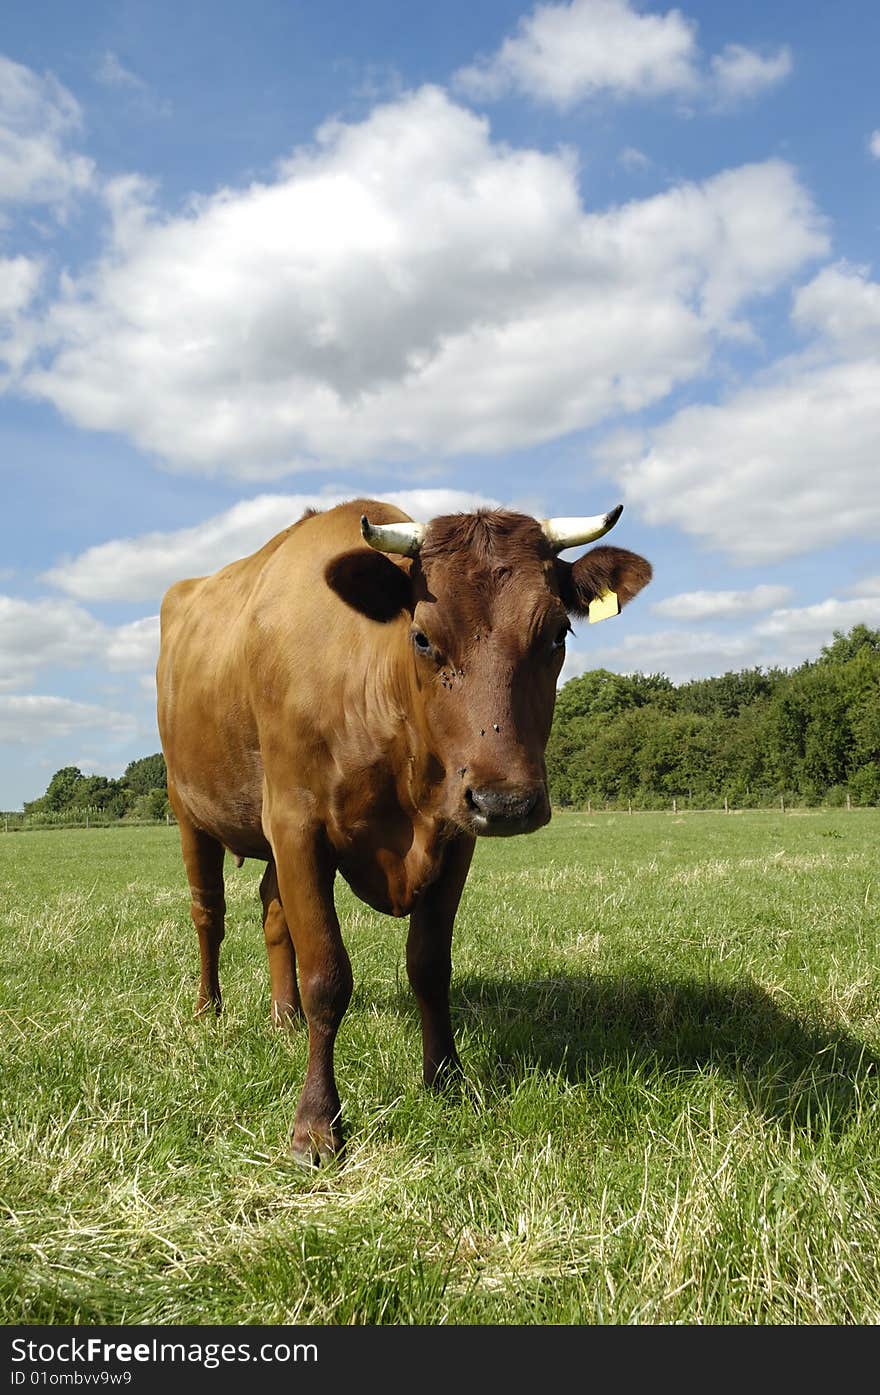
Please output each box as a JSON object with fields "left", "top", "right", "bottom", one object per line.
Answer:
{"left": 628, "top": 800, "right": 632, "bottom": 815}
{"left": 672, "top": 797, "right": 677, "bottom": 814}
{"left": 846, "top": 793, "right": 852, "bottom": 811}
{"left": 780, "top": 794, "right": 785, "bottom": 814}
{"left": 724, "top": 796, "right": 729, "bottom": 814}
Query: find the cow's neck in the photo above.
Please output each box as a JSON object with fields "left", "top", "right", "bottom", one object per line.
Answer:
{"left": 323, "top": 630, "right": 455, "bottom": 915}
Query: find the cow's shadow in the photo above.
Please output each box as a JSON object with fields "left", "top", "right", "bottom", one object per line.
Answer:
{"left": 438, "top": 971, "right": 878, "bottom": 1136}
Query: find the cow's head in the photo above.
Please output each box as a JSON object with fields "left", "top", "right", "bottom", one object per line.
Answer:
{"left": 334, "top": 505, "right": 651, "bottom": 837}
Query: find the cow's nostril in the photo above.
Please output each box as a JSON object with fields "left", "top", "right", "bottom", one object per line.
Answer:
{"left": 512, "top": 788, "right": 539, "bottom": 819}
{"left": 467, "top": 786, "right": 540, "bottom": 821}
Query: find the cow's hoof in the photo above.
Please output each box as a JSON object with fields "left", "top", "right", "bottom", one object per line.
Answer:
{"left": 426, "top": 1055, "right": 463, "bottom": 1091}
{"left": 194, "top": 995, "right": 222, "bottom": 1018}
{"left": 290, "top": 1127, "right": 344, "bottom": 1169}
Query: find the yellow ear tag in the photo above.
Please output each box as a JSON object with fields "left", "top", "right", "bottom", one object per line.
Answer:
{"left": 588, "top": 588, "right": 620, "bottom": 624}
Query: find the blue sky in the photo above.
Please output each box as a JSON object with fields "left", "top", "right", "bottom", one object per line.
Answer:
{"left": 1, "top": 0, "right": 879, "bottom": 808}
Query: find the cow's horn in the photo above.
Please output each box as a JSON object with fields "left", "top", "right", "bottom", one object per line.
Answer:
{"left": 541, "top": 504, "right": 624, "bottom": 552}
{"left": 360, "top": 515, "right": 427, "bottom": 556}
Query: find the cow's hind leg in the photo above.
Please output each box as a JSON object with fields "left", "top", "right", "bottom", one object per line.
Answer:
{"left": 171, "top": 797, "right": 227, "bottom": 1016}
{"left": 259, "top": 860, "right": 303, "bottom": 1025}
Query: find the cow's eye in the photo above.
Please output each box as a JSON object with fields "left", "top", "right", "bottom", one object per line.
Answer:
{"left": 552, "top": 621, "right": 571, "bottom": 650}
{"left": 412, "top": 630, "right": 432, "bottom": 654}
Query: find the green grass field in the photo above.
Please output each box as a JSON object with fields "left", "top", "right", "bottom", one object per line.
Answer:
{"left": 2, "top": 810, "right": 879, "bottom": 1324}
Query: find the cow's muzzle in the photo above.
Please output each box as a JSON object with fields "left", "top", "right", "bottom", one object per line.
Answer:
{"left": 463, "top": 784, "right": 548, "bottom": 837}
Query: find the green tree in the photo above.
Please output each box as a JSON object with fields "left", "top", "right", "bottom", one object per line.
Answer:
{"left": 677, "top": 668, "right": 782, "bottom": 719}
{"left": 546, "top": 625, "right": 880, "bottom": 809}
{"left": 552, "top": 668, "right": 672, "bottom": 726}
{"left": 123, "top": 753, "right": 167, "bottom": 795}
{"left": 43, "top": 766, "right": 85, "bottom": 812}
{"left": 819, "top": 624, "right": 880, "bottom": 664}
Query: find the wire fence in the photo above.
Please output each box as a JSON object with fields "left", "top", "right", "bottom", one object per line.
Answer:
{"left": 2, "top": 795, "right": 875, "bottom": 833}
{"left": 557, "top": 790, "right": 870, "bottom": 814}
{"left": 1, "top": 807, "right": 177, "bottom": 833}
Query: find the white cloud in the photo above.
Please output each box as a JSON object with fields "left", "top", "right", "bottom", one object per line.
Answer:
{"left": 564, "top": 626, "right": 753, "bottom": 683}
{"left": 792, "top": 262, "right": 880, "bottom": 354}
{"left": 453, "top": 0, "right": 790, "bottom": 109}
{"left": 71, "top": 755, "right": 124, "bottom": 776}
{"left": 17, "top": 86, "right": 825, "bottom": 478}
{"left": 849, "top": 576, "right": 880, "bottom": 597}
{"left": 607, "top": 266, "right": 880, "bottom": 563}
{"left": 710, "top": 43, "right": 792, "bottom": 104}
{"left": 651, "top": 584, "right": 793, "bottom": 620}
{"left": 95, "top": 51, "right": 171, "bottom": 119}
{"left": 754, "top": 598, "right": 880, "bottom": 654}
{"left": 0, "top": 254, "right": 42, "bottom": 378}
{"left": 619, "top": 146, "right": 651, "bottom": 171}
{"left": 612, "top": 160, "right": 826, "bottom": 325}
{"left": 104, "top": 615, "right": 160, "bottom": 671}
{"left": 455, "top": 0, "right": 700, "bottom": 106}
{"left": 0, "top": 54, "right": 94, "bottom": 209}
{"left": 869, "top": 131, "right": 880, "bottom": 159}
{"left": 0, "top": 595, "right": 159, "bottom": 687}
{"left": 96, "top": 51, "right": 147, "bottom": 92}
{"left": 563, "top": 591, "right": 879, "bottom": 684}
{"left": 0, "top": 595, "right": 105, "bottom": 689}
{"left": 43, "top": 488, "right": 501, "bottom": 601}
{"left": 0, "top": 255, "right": 41, "bottom": 318}
{"left": 0, "top": 695, "right": 136, "bottom": 745}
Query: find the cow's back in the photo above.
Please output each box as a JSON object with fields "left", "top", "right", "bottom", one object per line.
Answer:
{"left": 157, "top": 500, "right": 412, "bottom": 855}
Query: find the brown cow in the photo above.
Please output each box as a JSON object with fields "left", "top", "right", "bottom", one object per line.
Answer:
{"left": 157, "top": 498, "right": 651, "bottom": 1164}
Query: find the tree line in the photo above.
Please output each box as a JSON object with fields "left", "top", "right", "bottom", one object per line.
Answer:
{"left": 546, "top": 624, "right": 880, "bottom": 808}
{"left": 20, "top": 753, "right": 171, "bottom": 824}
{"left": 11, "top": 624, "right": 880, "bottom": 822}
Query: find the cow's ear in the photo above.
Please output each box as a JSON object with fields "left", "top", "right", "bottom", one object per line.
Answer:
{"left": 558, "top": 546, "right": 652, "bottom": 618}
{"left": 324, "top": 549, "right": 413, "bottom": 622}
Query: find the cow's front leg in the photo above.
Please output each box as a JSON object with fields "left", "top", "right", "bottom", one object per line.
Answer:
{"left": 407, "top": 834, "right": 475, "bottom": 1088}
{"left": 271, "top": 821, "right": 352, "bottom": 1165}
